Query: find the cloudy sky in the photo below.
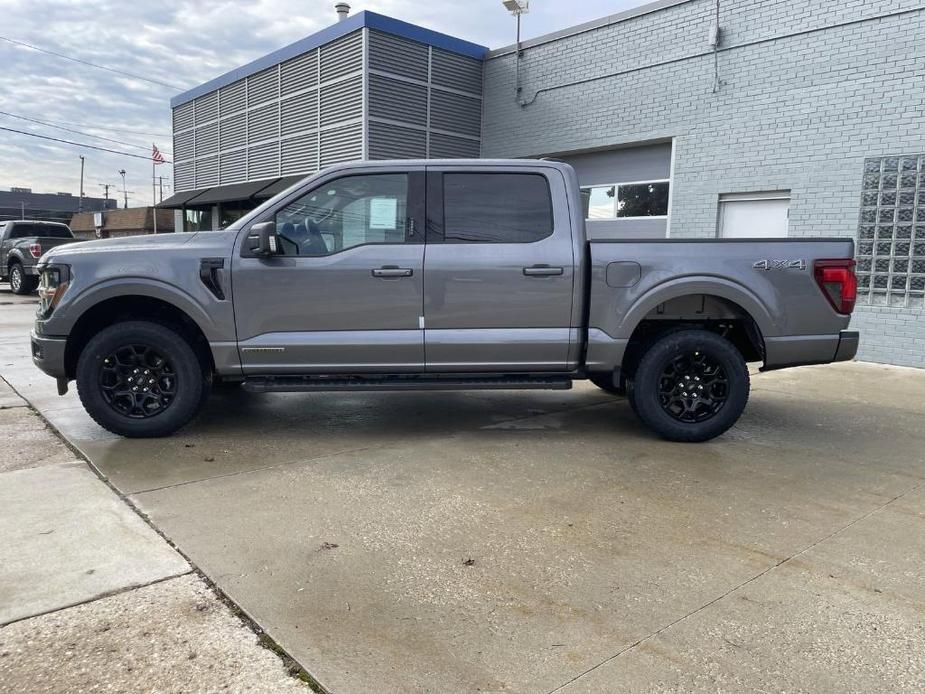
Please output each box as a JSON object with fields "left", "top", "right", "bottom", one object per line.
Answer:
{"left": 0, "top": 0, "right": 648, "bottom": 206}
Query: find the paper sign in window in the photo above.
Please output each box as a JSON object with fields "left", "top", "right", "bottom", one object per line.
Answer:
{"left": 369, "top": 198, "right": 398, "bottom": 230}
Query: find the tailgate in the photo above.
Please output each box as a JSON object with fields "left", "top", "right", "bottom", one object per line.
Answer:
{"left": 31, "top": 236, "right": 78, "bottom": 256}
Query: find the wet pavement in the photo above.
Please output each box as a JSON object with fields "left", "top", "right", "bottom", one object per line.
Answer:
{"left": 1, "top": 287, "right": 924, "bottom": 692}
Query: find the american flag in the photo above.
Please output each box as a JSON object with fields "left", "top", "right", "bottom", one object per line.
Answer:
{"left": 152, "top": 144, "right": 165, "bottom": 164}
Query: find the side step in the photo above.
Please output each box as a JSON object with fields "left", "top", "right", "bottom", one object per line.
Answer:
{"left": 242, "top": 374, "right": 573, "bottom": 393}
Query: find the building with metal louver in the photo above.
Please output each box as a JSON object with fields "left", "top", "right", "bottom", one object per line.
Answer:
{"left": 161, "top": 11, "right": 486, "bottom": 231}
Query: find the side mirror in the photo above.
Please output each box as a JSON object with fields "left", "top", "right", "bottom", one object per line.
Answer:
{"left": 247, "top": 221, "right": 280, "bottom": 256}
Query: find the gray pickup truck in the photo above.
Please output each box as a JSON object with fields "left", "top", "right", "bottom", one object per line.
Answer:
{"left": 1, "top": 220, "right": 78, "bottom": 294}
{"left": 31, "top": 160, "right": 858, "bottom": 441}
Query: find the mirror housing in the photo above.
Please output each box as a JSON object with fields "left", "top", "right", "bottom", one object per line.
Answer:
{"left": 247, "top": 221, "right": 280, "bottom": 256}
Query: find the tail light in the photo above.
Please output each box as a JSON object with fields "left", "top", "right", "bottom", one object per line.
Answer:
{"left": 29, "top": 243, "right": 42, "bottom": 258}
{"left": 814, "top": 259, "right": 857, "bottom": 315}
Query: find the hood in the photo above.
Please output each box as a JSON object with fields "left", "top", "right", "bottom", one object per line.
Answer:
{"left": 42, "top": 230, "right": 237, "bottom": 265}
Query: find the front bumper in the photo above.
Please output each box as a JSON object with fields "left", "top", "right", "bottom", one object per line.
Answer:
{"left": 834, "top": 330, "right": 860, "bottom": 362}
{"left": 31, "top": 330, "right": 67, "bottom": 379}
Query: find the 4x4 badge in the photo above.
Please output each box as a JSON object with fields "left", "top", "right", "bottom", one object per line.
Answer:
{"left": 753, "top": 259, "right": 806, "bottom": 271}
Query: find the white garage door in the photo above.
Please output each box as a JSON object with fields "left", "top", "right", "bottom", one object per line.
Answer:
{"left": 719, "top": 191, "right": 790, "bottom": 238}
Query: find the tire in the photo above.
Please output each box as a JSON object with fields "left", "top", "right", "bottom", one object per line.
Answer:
{"left": 630, "top": 329, "right": 749, "bottom": 443}
{"left": 9, "top": 263, "right": 37, "bottom": 295}
{"left": 76, "top": 321, "right": 208, "bottom": 438}
{"left": 588, "top": 372, "right": 626, "bottom": 396}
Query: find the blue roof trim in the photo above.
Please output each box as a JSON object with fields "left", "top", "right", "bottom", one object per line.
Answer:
{"left": 363, "top": 12, "right": 488, "bottom": 61}
{"left": 170, "top": 11, "right": 487, "bottom": 108}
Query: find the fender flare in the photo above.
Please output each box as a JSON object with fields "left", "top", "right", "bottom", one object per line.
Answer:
{"left": 57, "top": 277, "right": 220, "bottom": 341}
{"left": 6, "top": 248, "right": 27, "bottom": 267}
{"left": 616, "top": 276, "right": 779, "bottom": 341}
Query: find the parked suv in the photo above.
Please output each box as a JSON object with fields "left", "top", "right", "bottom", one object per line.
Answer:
{"left": 31, "top": 160, "right": 858, "bottom": 441}
{"left": 1, "top": 220, "right": 78, "bottom": 294}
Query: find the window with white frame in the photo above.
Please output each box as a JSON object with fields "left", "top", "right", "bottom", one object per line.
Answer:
{"left": 580, "top": 180, "right": 670, "bottom": 220}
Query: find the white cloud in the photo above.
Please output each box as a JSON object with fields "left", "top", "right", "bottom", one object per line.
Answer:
{"left": 0, "top": 0, "right": 647, "bottom": 205}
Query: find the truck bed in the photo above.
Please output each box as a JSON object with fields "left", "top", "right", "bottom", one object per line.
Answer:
{"left": 585, "top": 238, "right": 856, "bottom": 371}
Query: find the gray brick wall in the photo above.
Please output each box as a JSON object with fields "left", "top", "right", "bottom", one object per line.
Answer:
{"left": 481, "top": 0, "right": 925, "bottom": 367}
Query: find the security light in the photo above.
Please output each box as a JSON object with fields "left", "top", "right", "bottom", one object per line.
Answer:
{"left": 502, "top": 0, "right": 529, "bottom": 15}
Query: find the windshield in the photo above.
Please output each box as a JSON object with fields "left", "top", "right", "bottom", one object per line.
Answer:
{"left": 225, "top": 174, "right": 319, "bottom": 231}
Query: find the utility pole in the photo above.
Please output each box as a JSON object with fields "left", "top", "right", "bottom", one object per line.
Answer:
{"left": 99, "top": 183, "right": 113, "bottom": 205}
{"left": 78, "top": 155, "right": 85, "bottom": 213}
{"left": 118, "top": 169, "right": 128, "bottom": 209}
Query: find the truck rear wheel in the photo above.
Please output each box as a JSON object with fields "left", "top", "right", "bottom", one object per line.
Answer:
{"left": 9, "top": 262, "right": 37, "bottom": 295}
{"left": 76, "top": 321, "right": 208, "bottom": 438}
{"left": 629, "top": 329, "right": 749, "bottom": 443}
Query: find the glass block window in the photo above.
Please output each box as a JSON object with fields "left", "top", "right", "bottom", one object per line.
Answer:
{"left": 857, "top": 155, "right": 925, "bottom": 308}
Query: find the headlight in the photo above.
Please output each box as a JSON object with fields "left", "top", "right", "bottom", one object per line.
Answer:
{"left": 38, "top": 264, "right": 70, "bottom": 317}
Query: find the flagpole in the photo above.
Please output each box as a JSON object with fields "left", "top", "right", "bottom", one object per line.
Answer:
{"left": 152, "top": 144, "right": 157, "bottom": 234}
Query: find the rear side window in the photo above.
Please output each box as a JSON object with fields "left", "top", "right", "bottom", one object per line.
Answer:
{"left": 442, "top": 173, "right": 553, "bottom": 243}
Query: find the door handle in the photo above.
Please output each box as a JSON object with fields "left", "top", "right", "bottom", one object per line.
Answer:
{"left": 523, "top": 265, "right": 564, "bottom": 277}
{"left": 372, "top": 266, "right": 413, "bottom": 278}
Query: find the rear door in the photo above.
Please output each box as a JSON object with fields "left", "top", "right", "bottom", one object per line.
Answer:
{"left": 423, "top": 166, "right": 577, "bottom": 371}
{"left": 231, "top": 167, "right": 427, "bottom": 374}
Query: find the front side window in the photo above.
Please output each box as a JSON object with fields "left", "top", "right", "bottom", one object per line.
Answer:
{"left": 442, "top": 173, "right": 553, "bottom": 243}
{"left": 275, "top": 173, "right": 408, "bottom": 256}
{"left": 580, "top": 181, "right": 670, "bottom": 220}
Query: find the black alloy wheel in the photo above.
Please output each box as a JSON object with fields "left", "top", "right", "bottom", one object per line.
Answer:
{"left": 629, "top": 329, "right": 749, "bottom": 443}
{"left": 76, "top": 320, "right": 207, "bottom": 438}
{"left": 657, "top": 351, "right": 729, "bottom": 423}
{"left": 99, "top": 344, "right": 178, "bottom": 418}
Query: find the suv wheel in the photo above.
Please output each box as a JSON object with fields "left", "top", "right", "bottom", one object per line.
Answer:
{"left": 76, "top": 321, "right": 208, "bottom": 437}
{"left": 630, "top": 329, "right": 749, "bottom": 442}
{"left": 9, "top": 263, "right": 37, "bottom": 295}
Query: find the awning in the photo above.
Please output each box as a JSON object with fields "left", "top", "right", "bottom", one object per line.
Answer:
{"left": 156, "top": 188, "right": 211, "bottom": 208}
{"left": 186, "top": 179, "right": 280, "bottom": 205}
{"left": 254, "top": 175, "right": 306, "bottom": 198}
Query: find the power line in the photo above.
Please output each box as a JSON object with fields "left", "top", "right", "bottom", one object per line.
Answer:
{"left": 0, "top": 35, "right": 184, "bottom": 91}
{"left": 0, "top": 126, "right": 172, "bottom": 163}
{"left": 8, "top": 114, "right": 169, "bottom": 138}
{"left": 0, "top": 110, "right": 154, "bottom": 152}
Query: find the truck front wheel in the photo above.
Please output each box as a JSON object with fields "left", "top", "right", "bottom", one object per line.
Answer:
{"left": 629, "top": 329, "right": 749, "bottom": 443}
{"left": 76, "top": 321, "right": 208, "bottom": 438}
{"left": 9, "top": 262, "right": 38, "bottom": 295}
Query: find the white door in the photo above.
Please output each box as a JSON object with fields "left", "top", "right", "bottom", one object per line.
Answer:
{"left": 718, "top": 192, "right": 790, "bottom": 238}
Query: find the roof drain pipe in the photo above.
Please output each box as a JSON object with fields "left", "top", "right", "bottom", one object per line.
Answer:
{"left": 709, "top": 0, "right": 724, "bottom": 93}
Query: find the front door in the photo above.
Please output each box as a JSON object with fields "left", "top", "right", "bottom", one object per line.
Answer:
{"left": 423, "top": 167, "right": 577, "bottom": 371}
{"left": 231, "top": 169, "right": 426, "bottom": 374}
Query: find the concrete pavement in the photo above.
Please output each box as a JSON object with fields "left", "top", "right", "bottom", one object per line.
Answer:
{"left": 1, "top": 287, "right": 924, "bottom": 692}
{"left": 0, "top": 288, "right": 308, "bottom": 692}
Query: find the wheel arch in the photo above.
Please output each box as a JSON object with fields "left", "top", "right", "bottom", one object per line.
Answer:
{"left": 63, "top": 290, "right": 215, "bottom": 380}
{"left": 617, "top": 278, "right": 772, "bottom": 377}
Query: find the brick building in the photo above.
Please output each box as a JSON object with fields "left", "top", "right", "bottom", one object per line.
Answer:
{"left": 163, "top": 0, "right": 925, "bottom": 367}
{"left": 69, "top": 207, "right": 175, "bottom": 239}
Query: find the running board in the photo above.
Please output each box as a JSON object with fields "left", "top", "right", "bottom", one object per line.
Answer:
{"left": 242, "top": 374, "right": 573, "bottom": 393}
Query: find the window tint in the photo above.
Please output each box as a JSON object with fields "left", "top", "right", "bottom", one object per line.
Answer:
{"left": 442, "top": 173, "right": 553, "bottom": 243}
{"left": 580, "top": 181, "right": 670, "bottom": 220}
{"left": 274, "top": 174, "right": 408, "bottom": 256}
{"left": 8, "top": 223, "right": 73, "bottom": 239}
